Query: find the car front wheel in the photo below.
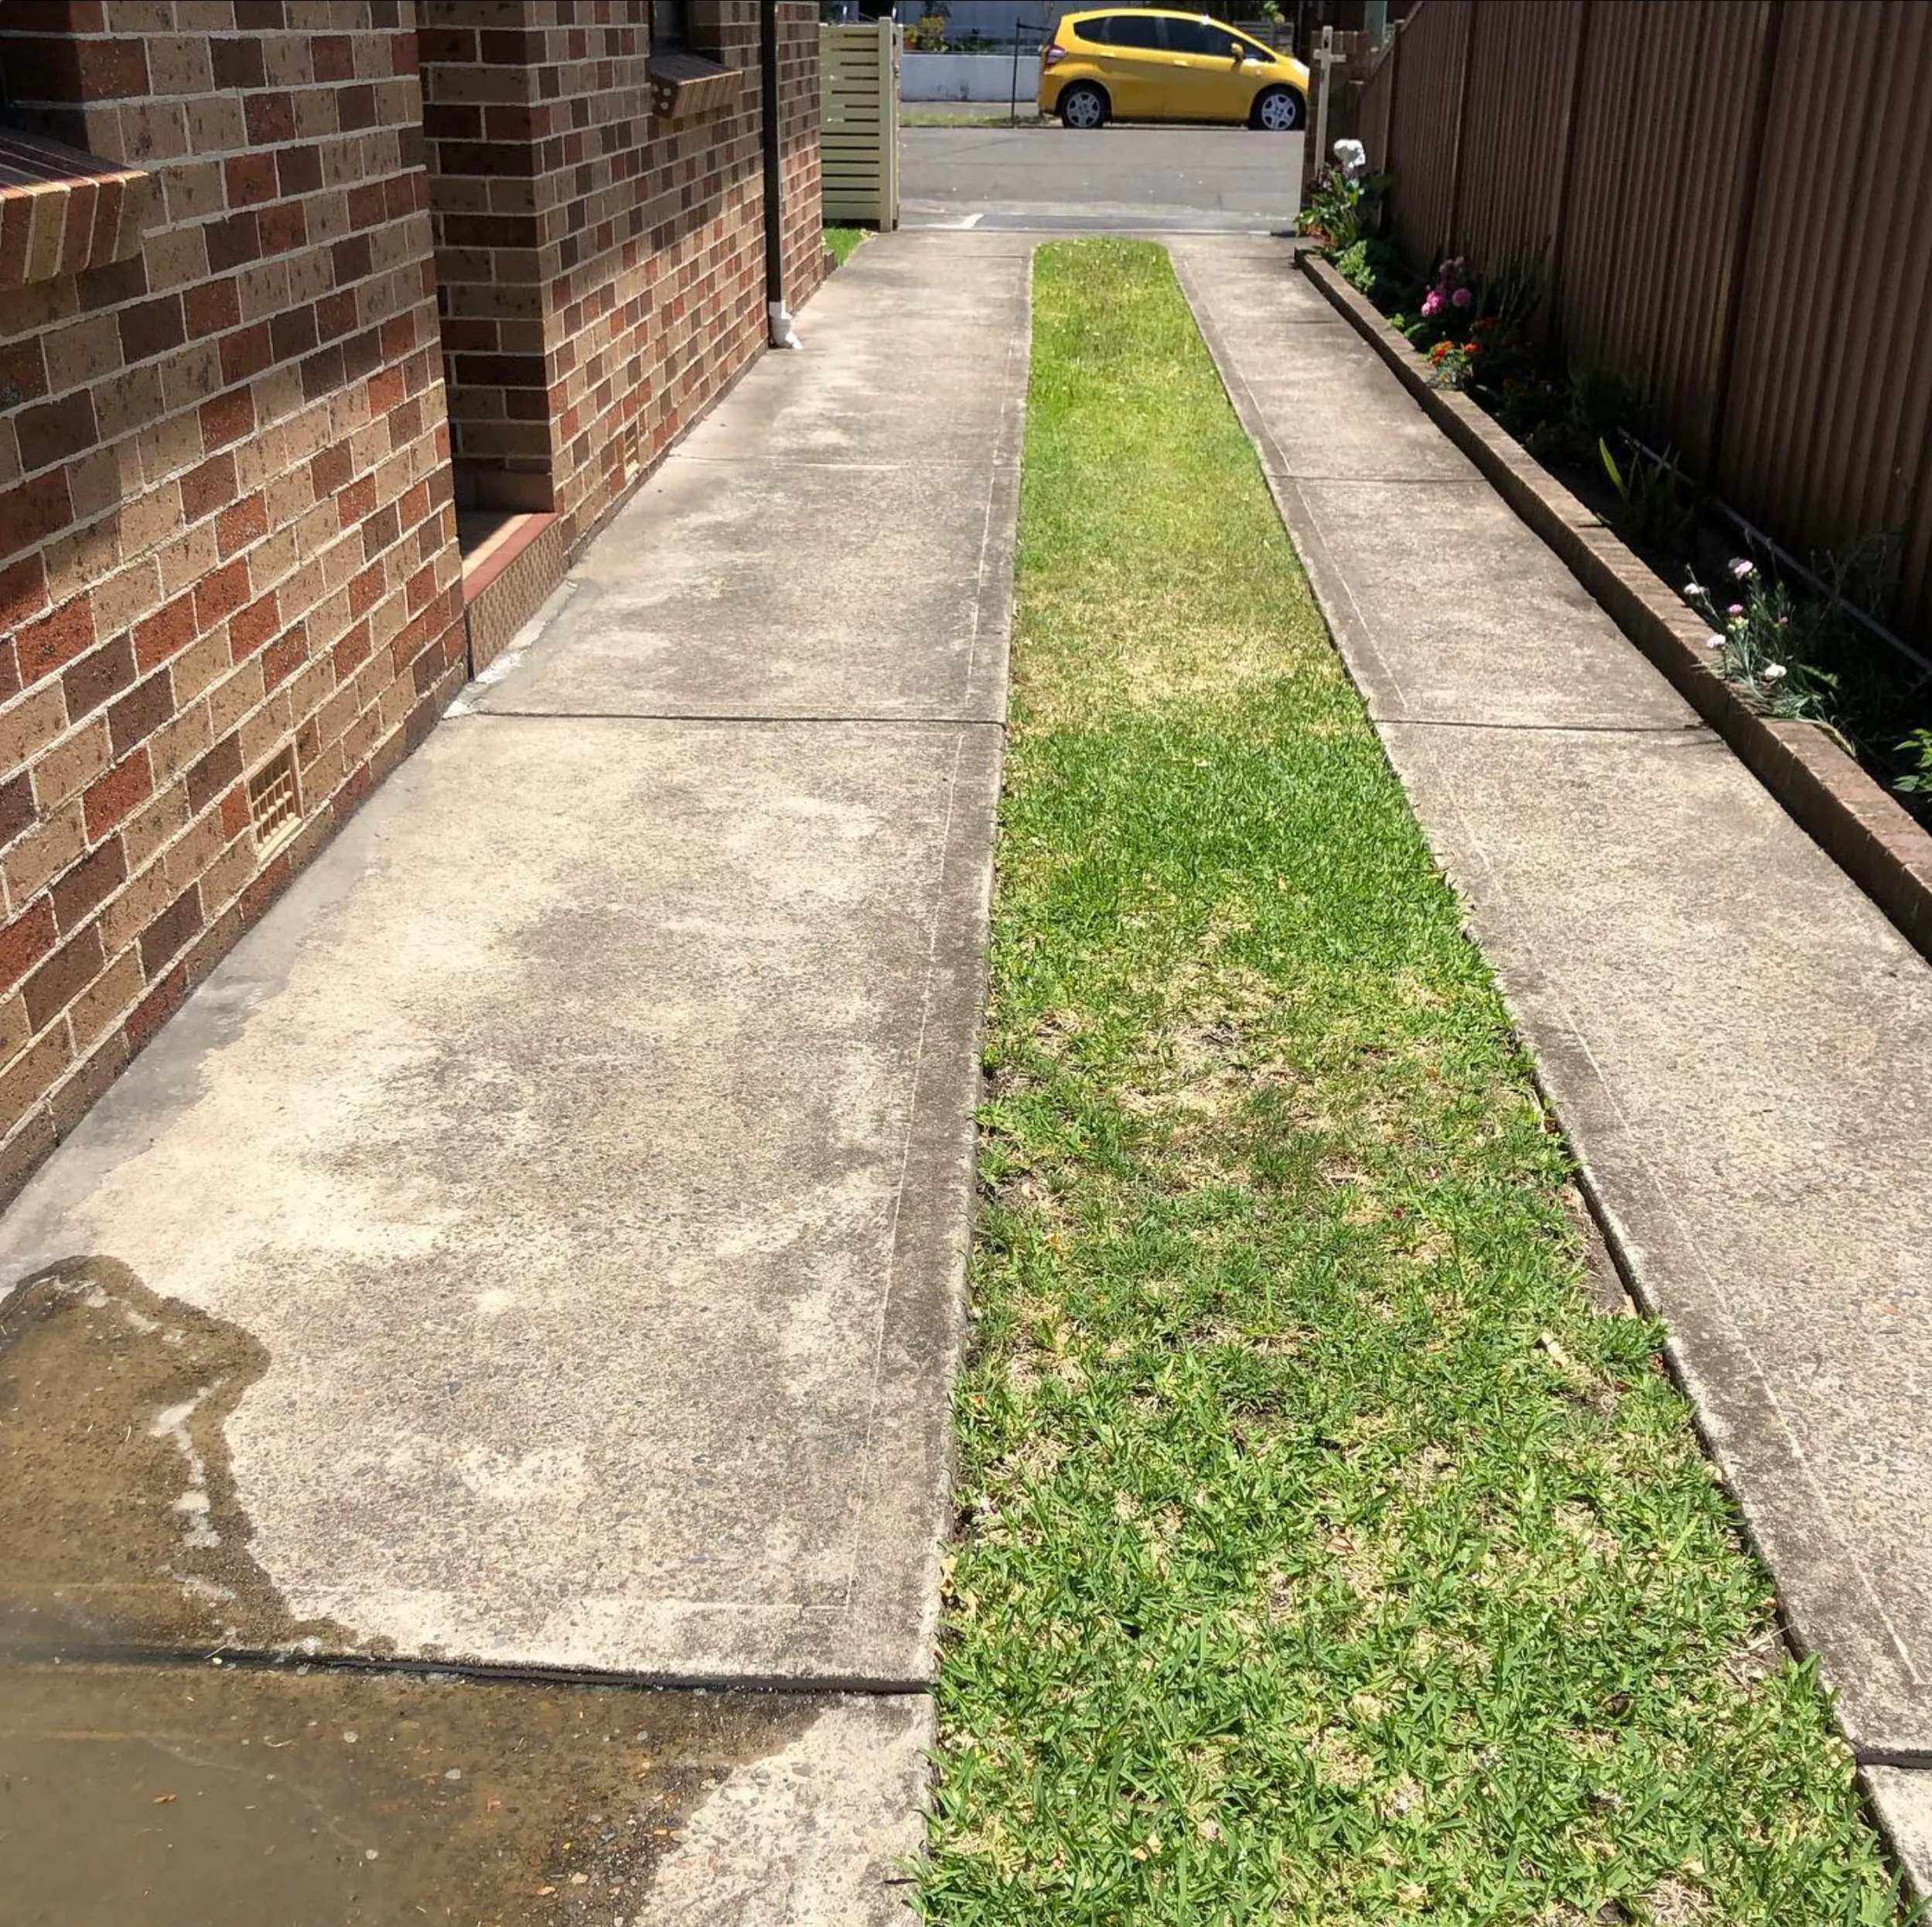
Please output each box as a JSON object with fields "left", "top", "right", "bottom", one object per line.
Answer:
{"left": 1253, "top": 86, "right": 1303, "bottom": 131}
{"left": 1059, "top": 82, "right": 1108, "bottom": 129}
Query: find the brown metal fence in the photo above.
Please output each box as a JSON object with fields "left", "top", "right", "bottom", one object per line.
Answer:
{"left": 1356, "top": 0, "right": 1932, "bottom": 652}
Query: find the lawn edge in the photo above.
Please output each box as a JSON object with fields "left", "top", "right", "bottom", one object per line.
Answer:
{"left": 1173, "top": 240, "right": 1932, "bottom": 1910}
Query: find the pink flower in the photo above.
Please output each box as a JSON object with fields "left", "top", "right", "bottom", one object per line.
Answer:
{"left": 1451, "top": 286, "right": 1473, "bottom": 310}
{"left": 1727, "top": 603, "right": 1744, "bottom": 617}
{"left": 1421, "top": 290, "right": 1443, "bottom": 317}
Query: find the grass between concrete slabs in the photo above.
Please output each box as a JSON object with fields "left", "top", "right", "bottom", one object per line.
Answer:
{"left": 825, "top": 224, "right": 870, "bottom": 266}
{"left": 920, "top": 238, "right": 1908, "bottom": 1926}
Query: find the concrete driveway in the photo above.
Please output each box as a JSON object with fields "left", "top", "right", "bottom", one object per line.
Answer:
{"left": 903, "top": 124, "right": 1302, "bottom": 231}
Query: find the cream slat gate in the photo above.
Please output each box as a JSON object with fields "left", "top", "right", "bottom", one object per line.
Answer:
{"left": 821, "top": 19, "right": 901, "bottom": 231}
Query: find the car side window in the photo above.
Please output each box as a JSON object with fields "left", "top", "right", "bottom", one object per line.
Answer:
{"left": 1166, "top": 18, "right": 1239, "bottom": 56}
{"left": 1107, "top": 14, "right": 1164, "bottom": 49}
{"left": 1071, "top": 15, "right": 1112, "bottom": 43}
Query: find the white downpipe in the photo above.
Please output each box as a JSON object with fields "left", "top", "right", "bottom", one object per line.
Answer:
{"left": 769, "top": 301, "right": 801, "bottom": 350}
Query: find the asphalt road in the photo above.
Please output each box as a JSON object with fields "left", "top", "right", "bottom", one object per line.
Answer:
{"left": 901, "top": 125, "right": 1302, "bottom": 231}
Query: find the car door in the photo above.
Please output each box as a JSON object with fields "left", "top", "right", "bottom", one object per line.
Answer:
{"left": 1160, "top": 15, "right": 1247, "bottom": 121}
{"left": 1096, "top": 11, "right": 1172, "bottom": 118}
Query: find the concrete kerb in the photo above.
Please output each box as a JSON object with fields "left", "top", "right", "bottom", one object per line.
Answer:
{"left": 1298, "top": 254, "right": 1932, "bottom": 968}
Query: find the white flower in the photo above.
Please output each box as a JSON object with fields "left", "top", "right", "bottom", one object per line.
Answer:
{"left": 1683, "top": 580, "right": 1707, "bottom": 601}
{"left": 1761, "top": 663, "right": 1787, "bottom": 682}
{"left": 1705, "top": 632, "right": 1726, "bottom": 650}
{"left": 1729, "top": 558, "right": 1756, "bottom": 580}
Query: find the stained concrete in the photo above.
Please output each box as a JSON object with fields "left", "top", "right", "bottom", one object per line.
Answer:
{"left": 1176, "top": 236, "right": 1932, "bottom": 1765}
{"left": 0, "top": 1663, "right": 926, "bottom": 1927}
{"left": 0, "top": 231, "right": 1027, "bottom": 1915}
{"left": 467, "top": 248, "right": 1024, "bottom": 724}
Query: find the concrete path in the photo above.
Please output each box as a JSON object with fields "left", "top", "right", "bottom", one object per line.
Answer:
{"left": 0, "top": 231, "right": 1030, "bottom": 1920}
{"left": 1173, "top": 235, "right": 1932, "bottom": 1870}
{"left": 903, "top": 125, "right": 1302, "bottom": 231}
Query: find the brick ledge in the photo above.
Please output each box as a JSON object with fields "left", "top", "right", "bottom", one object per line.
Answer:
{"left": 0, "top": 130, "right": 154, "bottom": 291}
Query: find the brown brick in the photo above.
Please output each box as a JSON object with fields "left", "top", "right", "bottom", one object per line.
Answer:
{"left": 0, "top": 775, "right": 32, "bottom": 852}
{"left": 193, "top": 559, "right": 251, "bottom": 629}
{"left": 138, "top": 885, "right": 203, "bottom": 979}
{"left": 126, "top": 964, "right": 186, "bottom": 1053}
{"left": 134, "top": 592, "right": 198, "bottom": 673}
{"left": 83, "top": 750, "right": 153, "bottom": 842}
{"left": 22, "top": 920, "right": 102, "bottom": 1033}
{"left": 4, "top": 34, "right": 149, "bottom": 103}
{"left": 184, "top": 277, "right": 243, "bottom": 339}
{"left": 309, "top": 440, "right": 353, "bottom": 498}
{"left": 204, "top": 210, "right": 261, "bottom": 272}
{"left": 61, "top": 633, "right": 135, "bottom": 723}
{"left": 276, "top": 143, "right": 323, "bottom": 198}
{"left": 228, "top": 590, "right": 279, "bottom": 661}
{"left": 0, "top": 555, "right": 49, "bottom": 635}
{"left": 181, "top": 451, "right": 238, "bottom": 523}
{"left": 118, "top": 295, "right": 186, "bottom": 365}
{"left": 270, "top": 304, "right": 319, "bottom": 362}
{"left": 217, "top": 492, "right": 268, "bottom": 559}
{"left": 313, "top": 35, "right": 356, "bottom": 84}
{"left": 16, "top": 595, "right": 95, "bottom": 685}
{"left": 258, "top": 200, "right": 308, "bottom": 256}
{"left": 337, "top": 84, "right": 377, "bottom": 132}
{"left": 51, "top": 836, "right": 127, "bottom": 937}
{"left": 0, "top": 337, "right": 49, "bottom": 411}
{"left": 0, "top": 472, "right": 73, "bottom": 554}
{"left": 210, "top": 36, "right": 266, "bottom": 91}
{"left": 108, "top": 671, "right": 174, "bottom": 760}
{"left": 186, "top": 731, "right": 243, "bottom": 815}
{"left": 244, "top": 91, "right": 297, "bottom": 145}
{"left": 200, "top": 389, "right": 255, "bottom": 451}
{"left": 218, "top": 321, "right": 273, "bottom": 384}
{"left": 15, "top": 390, "right": 97, "bottom": 475}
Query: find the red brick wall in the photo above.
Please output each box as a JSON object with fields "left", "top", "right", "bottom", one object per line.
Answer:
{"left": 421, "top": 0, "right": 824, "bottom": 551}
{"left": 418, "top": 2, "right": 551, "bottom": 511}
{"left": 777, "top": 1, "right": 824, "bottom": 324}
{"left": 0, "top": 0, "right": 826, "bottom": 1201}
{"left": 0, "top": 2, "right": 466, "bottom": 1195}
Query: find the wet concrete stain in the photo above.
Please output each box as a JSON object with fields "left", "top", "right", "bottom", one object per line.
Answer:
{"left": 0, "top": 1659, "right": 821, "bottom": 1925}
{"left": 0, "top": 1258, "right": 352, "bottom": 1655}
{"left": 0, "top": 1262, "right": 828, "bottom": 1921}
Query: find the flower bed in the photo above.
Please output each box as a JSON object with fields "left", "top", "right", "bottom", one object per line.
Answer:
{"left": 1299, "top": 244, "right": 1932, "bottom": 966}
{"left": 1297, "top": 170, "right": 1932, "bottom": 815}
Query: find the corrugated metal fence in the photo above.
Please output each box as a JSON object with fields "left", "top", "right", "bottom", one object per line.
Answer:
{"left": 1358, "top": 0, "right": 1932, "bottom": 651}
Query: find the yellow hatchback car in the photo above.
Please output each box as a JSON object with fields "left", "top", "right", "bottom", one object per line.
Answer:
{"left": 1039, "top": 9, "right": 1310, "bottom": 131}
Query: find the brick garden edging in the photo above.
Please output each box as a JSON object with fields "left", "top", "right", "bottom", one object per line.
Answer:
{"left": 1301, "top": 254, "right": 1932, "bottom": 966}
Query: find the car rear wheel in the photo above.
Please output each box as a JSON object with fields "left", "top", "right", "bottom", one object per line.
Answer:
{"left": 1252, "top": 86, "right": 1303, "bottom": 131}
{"left": 1059, "top": 82, "right": 1108, "bottom": 130}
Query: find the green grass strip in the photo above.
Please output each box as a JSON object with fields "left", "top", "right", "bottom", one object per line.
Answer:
{"left": 824, "top": 224, "right": 869, "bottom": 267}
{"left": 920, "top": 238, "right": 1906, "bottom": 1926}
